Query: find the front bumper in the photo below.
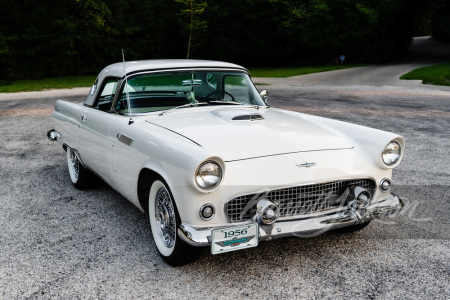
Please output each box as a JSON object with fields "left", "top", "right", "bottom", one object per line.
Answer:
{"left": 178, "top": 193, "right": 403, "bottom": 246}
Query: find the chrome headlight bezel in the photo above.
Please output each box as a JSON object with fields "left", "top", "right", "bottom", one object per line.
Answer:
{"left": 195, "top": 160, "right": 223, "bottom": 191}
{"left": 381, "top": 141, "right": 402, "bottom": 167}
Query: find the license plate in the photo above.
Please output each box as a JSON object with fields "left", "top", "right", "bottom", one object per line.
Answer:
{"left": 211, "top": 224, "right": 258, "bottom": 254}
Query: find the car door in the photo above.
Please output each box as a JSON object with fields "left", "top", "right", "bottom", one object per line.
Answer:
{"left": 77, "top": 78, "right": 119, "bottom": 184}
{"left": 107, "top": 116, "right": 144, "bottom": 207}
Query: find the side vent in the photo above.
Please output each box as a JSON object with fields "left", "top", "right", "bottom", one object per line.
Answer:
{"left": 117, "top": 133, "right": 134, "bottom": 146}
{"left": 232, "top": 114, "right": 264, "bottom": 121}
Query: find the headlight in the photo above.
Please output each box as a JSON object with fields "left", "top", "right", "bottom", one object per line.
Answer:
{"left": 382, "top": 141, "right": 401, "bottom": 166}
{"left": 195, "top": 161, "right": 222, "bottom": 190}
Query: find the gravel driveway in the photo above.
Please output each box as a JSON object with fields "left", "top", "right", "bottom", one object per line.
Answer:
{"left": 0, "top": 37, "right": 449, "bottom": 299}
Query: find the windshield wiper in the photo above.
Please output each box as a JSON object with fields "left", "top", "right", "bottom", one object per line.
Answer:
{"left": 158, "top": 102, "right": 208, "bottom": 116}
{"left": 208, "top": 100, "right": 241, "bottom": 105}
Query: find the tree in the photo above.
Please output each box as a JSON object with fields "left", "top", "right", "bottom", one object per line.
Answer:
{"left": 175, "top": 0, "right": 207, "bottom": 59}
{"left": 432, "top": 0, "right": 450, "bottom": 41}
{"left": 0, "top": 0, "right": 424, "bottom": 80}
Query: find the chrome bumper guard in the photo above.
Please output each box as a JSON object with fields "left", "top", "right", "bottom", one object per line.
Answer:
{"left": 178, "top": 193, "right": 403, "bottom": 247}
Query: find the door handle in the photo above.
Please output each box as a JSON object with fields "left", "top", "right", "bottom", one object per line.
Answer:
{"left": 80, "top": 113, "right": 88, "bottom": 122}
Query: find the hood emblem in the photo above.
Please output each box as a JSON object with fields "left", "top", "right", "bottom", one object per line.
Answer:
{"left": 296, "top": 162, "right": 317, "bottom": 168}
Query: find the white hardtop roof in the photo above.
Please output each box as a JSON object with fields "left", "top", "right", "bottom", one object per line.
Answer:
{"left": 84, "top": 59, "right": 249, "bottom": 106}
{"left": 98, "top": 59, "right": 248, "bottom": 80}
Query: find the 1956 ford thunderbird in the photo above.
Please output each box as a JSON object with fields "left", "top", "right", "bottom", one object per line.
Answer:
{"left": 48, "top": 59, "right": 404, "bottom": 266}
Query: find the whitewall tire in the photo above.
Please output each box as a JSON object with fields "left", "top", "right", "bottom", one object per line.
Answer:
{"left": 66, "top": 147, "right": 94, "bottom": 189}
{"left": 148, "top": 180, "right": 200, "bottom": 266}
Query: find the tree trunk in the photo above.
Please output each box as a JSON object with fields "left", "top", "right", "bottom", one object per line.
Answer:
{"left": 187, "top": 0, "right": 193, "bottom": 59}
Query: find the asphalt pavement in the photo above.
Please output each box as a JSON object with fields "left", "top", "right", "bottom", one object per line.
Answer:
{"left": 253, "top": 36, "right": 450, "bottom": 87}
{"left": 0, "top": 37, "right": 449, "bottom": 299}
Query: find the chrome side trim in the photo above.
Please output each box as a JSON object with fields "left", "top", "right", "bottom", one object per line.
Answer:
{"left": 178, "top": 193, "right": 403, "bottom": 247}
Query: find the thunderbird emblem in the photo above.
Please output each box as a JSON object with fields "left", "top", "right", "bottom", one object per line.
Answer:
{"left": 296, "top": 162, "right": 317, "bottom": 168}
{"left": 215, "top": 236, "right": 256, "bottom": 248}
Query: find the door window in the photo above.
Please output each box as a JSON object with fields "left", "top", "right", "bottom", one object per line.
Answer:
{"left": 95, "top": 79, "right": 119, "bottom": 112}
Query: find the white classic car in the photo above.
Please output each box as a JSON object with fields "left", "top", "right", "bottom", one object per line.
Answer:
{"left": 48, "top": 60, "right": 404, "bottom": 266}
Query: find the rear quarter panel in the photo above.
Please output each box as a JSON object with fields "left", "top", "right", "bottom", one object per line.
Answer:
{"left": 51, "top": 100, "right": 85, "bottom": 149}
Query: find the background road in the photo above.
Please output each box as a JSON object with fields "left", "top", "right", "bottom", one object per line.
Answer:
{"left": 0, "top": 37, "right": 449, "bottom": 299}
{"left": 254, "top": 36, "right": 450, "bottom": 87}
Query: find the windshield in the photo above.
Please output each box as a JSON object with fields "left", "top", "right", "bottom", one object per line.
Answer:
{"left": 115, "top": 71, "right": 266, "bottom": 114}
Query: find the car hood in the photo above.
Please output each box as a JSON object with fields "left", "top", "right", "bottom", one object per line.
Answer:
{"left": 146, "top": 107, "right": 353, "bottom": 161}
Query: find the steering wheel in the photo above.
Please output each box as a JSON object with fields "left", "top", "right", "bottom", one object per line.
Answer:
{"left": 206, "top": 90, "right": 236, "bottom": 102}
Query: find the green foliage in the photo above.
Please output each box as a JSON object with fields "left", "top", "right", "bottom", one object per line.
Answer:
{"left": 249, "top": 64, "right": 367, "bottom": 78}
{"left": 0, "top": 76, "right": 96, "bottom": 93}
{"left": 175, "top": 0, "right": 208, "bottom": 58}
{"left": 201, "top": 0, "right": 415, "bottom": 65}
{"left": 0, "top": 0, "right": 182, "bottom": 80}
{"left": 0, "top": 34, "right": 13, "bottom": 80}
{"left": 1, "top": 0, "right": 445, "bottom": 80}
{"left": 432, "top": 0, "right": 450, "bottom": 42}
{"left": 400, "top": 62, "right": 450, "bottom": 86}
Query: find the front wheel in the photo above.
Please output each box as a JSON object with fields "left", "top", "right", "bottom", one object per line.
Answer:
{"left": 148, "top": 180, "right": 200, "bottom": 266}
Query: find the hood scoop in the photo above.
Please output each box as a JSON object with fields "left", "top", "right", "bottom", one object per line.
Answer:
{"left": 211, "top": 109, "right": 264, "bottom": 122}
{"left": 232, "top": 114, "right": 264, "bottom": 121}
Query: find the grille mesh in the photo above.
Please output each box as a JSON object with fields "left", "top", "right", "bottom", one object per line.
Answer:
{"left": 225, "top": 179, "right": 376, "bottom": 223}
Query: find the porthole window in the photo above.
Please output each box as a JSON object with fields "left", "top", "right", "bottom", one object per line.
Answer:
{"left": 207, "top": 73, "right": 217, "bottom": 90}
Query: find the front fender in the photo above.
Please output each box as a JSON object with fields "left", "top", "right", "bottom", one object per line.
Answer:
{"left": 284, "top": 111, "right": 405, "bottom": 170}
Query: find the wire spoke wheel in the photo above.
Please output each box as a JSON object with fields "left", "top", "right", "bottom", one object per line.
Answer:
{"left": 148, "top": 180, "right": 200, "bottom": 266}
{"left": 66, "top": 146, "right": 94, "bottom": 189}
{"left": 69, "top": 149, "right": 79, "bottom": 180}
{"left": 155, "top": 187, "right": 176, "bottom": 248}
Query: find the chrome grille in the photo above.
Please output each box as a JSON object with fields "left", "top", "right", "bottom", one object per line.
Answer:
{"left": 225, "top": 179, "right": 376, "bottom": 223}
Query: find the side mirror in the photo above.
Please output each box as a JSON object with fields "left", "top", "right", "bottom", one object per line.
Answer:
{"left": 260, "top": 90, "right": 268, "bottom": 104}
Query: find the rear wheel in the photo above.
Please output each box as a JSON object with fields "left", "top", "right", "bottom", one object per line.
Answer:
{"left": 66, "top": 147, "right": 94, "bottom": 189}
{"left": 148, "top": 180, "right": 200, "bottom": 266}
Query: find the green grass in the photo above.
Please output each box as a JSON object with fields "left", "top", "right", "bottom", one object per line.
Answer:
{"left": 0, "top": 76, "right": 96, "bottom": 93}
{"left": 248, "top": 64, "right": 366, "bottom": 78}
{"left": 0, "top": 64, "right": 367, "bottom": 93}
{"left": 400, "top": 62, "right": 450, "bottom": 86}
